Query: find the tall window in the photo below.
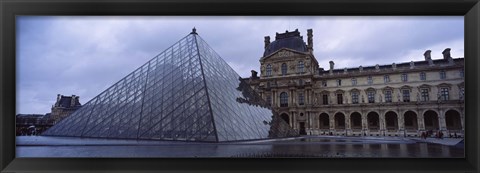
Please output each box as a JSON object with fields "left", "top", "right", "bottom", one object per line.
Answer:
{"left": 297, "top": 61, "right": 304, "bottom": 73}
{"left": 384, "top": 75, "right": 390, "bottom": 83}
{"left": 420, "top": 72, "right": 426, "bottom": 81}
{"left": 266, "top": 95, "right": 272, "bottom": 106}
{"left": 337, "top": 94, "right": 343, "bottom": 104}
{"left": 337, "top": 79, "right": 342, "bottom": 86}
{"left": 460, "top": 69, "right": 464, "bottom": 78}
{"left": 322, "top": 94, "right": 329, "bottom": 105}
{"left": 385, "top": 90, "right": 392, "bottom": 103}
{"left": 402, "top": 90, "right": 410, "bottom": 102}
{"left": 401, "top": 74, "right": 408, "bottom": 82}
{"left": 440, "top": 70, "right": 446, "bottom": 79}
{"left": 281, "top": 63, "right": 287, "bottom": 76}
{"left": 280, "top": 92, "right": 288, "bottom": 107}
{"left": 266, "top": 64, "right": 272, "bottom": 76}
{"left": 367, "top": 76, "right": 373, "bottom": 85}
{"left": 352, "top": 92, "right": 359, "bottom": 104}
{"left": 298, "top": 92, "right": 305, "bottom": 105}
{"left": 421, "top": 89, "right": 429, "bottom": 101}
{"left": 441, "top": 88, "right": 449, "bottom": 101}
{"left": 321, "top": 80, "right": 327, "bottom": 87}
{"left": 367, "top": 91, "right": 375, "bottom": 103}
{"left": 351, "top": 78, "right": 357, "bottom": 86}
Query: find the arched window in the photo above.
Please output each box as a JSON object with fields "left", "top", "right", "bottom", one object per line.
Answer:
{"left": 280, "top": 92, "right": 288, "bottom": 107}
{"left": 297, "top": 61, "right": 304, "bottom": 73}
{"left": 266, "top": 64, "right": 272, "bottom": 76}
{"left": 281, "top": 63, "right": 287, "bottom": 75}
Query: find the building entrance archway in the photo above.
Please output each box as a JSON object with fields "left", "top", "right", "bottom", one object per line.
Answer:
{"left": 319, "top": 113, "right": 329, "bottom": 129}
{"left": 350, "top": 112, "right": 362, "bottom": 130}
{"left": 367, "top": 112, "right": 380, "bottom": 131}
{"left": 334, "top": 113, "right": 345, "bottom": 130}
{"left": 404, "top": 111, "right": 418, "bottom": 130}
{"left": 424, "top": 110, "right": 439, "bottom": 130}
{"left": 445, "top": 110, "right": 462, "bottom": 130}
{"left": 385, "top": 111, "right": 398, "bottom": 130}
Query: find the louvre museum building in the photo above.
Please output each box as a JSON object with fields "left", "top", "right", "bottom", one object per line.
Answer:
{"left": 246, "top": 29, "right": 464, "bottom": 138}
{"left": 44, "top": 28, "right": 464, "bottom": 142}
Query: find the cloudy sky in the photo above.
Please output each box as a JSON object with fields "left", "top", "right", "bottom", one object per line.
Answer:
{"left": 16, "top": 16, "right": 464, "bottom": 114}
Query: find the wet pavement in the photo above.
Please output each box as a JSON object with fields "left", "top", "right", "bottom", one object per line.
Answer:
{"left": 16, "top": 135, "right": 464, "bottom": 158}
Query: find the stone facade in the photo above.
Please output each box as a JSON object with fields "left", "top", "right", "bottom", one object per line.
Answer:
{"left": 246, "top": 29, "right": 464, "bottom": 137}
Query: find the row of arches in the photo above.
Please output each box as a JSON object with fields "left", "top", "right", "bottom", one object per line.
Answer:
{"left": 280, "top": 110, "right": 462, "bottom": 131}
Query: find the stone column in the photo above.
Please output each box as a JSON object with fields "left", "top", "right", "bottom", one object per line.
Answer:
{"left": 292, "top": 112, "right": 296, "bottom": 129}
{"left": 398, "top": 113, "right": 405, "bottom": 136}
{"left": 418, "top": 112, "right": 425, "bottom": 131}
{"left": 290, "top": 90, "right": 295, "bottom": 106}
{"left": 439, "top": 109, "right": 447, "bottom": 132}
{"left": 272, "top": 90, "right": 276, "bottom": 107}
{"left": 379, "top": 112, "right": 386, "bottom": 136}
{"left": 309, "top": 112, "right": 314, "bottom": 130}
{"left": 307, "top": 112, "right": 311, "bottom": 130}
{"left": 289, "top": 113, "right": 293, "bottom": 128}
{"left": 362, "top": 113, "right": 368, "bottom": 136}
{"left": 306, "top": 89, "right": 310, "bottom": 105}
{"left": 330, "top": 114, "right": 335, "bottom": 134}
{"left": 346, "top": 114, "right": 352, "bottom": 136}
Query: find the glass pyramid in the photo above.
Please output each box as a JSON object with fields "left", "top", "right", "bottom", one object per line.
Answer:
{"left": 43, "top": 29, "right": 297, "bottom": 142}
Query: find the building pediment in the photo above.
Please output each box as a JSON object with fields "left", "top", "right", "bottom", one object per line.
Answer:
{"left": 260, "top": 48, "right": 308, "bottom": 62}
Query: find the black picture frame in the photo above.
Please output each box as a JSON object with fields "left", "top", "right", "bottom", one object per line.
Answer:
{"left": 1, "top": 0, "right": 479, "bottom": 172}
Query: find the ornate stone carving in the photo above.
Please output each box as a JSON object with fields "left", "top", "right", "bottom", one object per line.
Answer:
{"left": 289, "top": 63, "right": 295, "bottom": 70}
{"left": 272, "top": 64, "right": 279, "bottom": 72}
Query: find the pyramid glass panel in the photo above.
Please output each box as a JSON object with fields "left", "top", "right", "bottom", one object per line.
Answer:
{"left": 44, "top": 31, "right": 296, "bottom": 142}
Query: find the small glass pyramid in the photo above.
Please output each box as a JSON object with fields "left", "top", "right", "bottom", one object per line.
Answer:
{"left": 43, "top": 29, "right": 297, "bottom": 142}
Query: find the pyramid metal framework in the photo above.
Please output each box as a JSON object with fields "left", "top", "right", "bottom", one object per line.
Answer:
{"left": 43, "top": 30, "right": 297, "bottom": 142}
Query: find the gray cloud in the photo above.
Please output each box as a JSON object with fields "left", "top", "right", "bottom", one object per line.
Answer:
{"left": 16, "top": 16, "right": 464, "bottom": 114}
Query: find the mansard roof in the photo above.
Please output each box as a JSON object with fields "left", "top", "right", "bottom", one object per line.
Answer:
{"left": 263, "top": 29, "right": 308, "bottom": 57}
{"left": 55, "top": 95, "right": 81, "bottom": 108}
{"left": 319, "top": 57, "right": 464, "bottom": 76}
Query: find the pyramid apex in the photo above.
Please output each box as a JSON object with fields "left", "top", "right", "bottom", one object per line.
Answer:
{"left": 190, "top": 27, "right": 197, "bottom": 35}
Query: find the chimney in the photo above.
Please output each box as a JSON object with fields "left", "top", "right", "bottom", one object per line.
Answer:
{"left": 264, "top": 36, "right": 270, "bottom": 49}
{"left": 424, "top": 50, "right": 432, "bottom": 61}
{"left": 329, "top": 61, "right": 334, "bottom": 75}
{"left": 307, "top": 29, "right": 313, "bottom": 52}
{"left": 70, "top": 95, "right": 76, "bottom": 107}
{"left": 442, "top": 48, "right": 451, "bottom": 60}
{"left": 442, "top": 48, "right": 454, "bottom": 64}
{"left": 251, "top": 70, "right": 258, "bottom": 78}
{"left": 424, "top": 50, "right": 434, "bottom": 66}
{"left": 55, "top": 94, "right": 61, "bottom": 107}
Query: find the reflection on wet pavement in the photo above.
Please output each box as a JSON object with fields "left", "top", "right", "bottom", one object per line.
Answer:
{"left": 16, "top": 136, "right": 464, "bottom": 158}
